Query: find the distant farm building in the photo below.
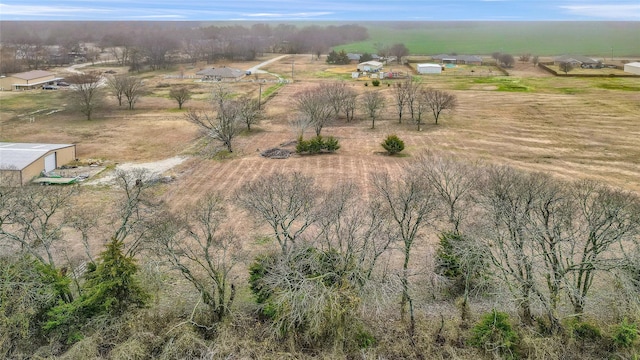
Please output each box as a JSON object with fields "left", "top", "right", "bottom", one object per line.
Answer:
{"left": 417, "top": 63, "right": 442, "bottom": 74}
{"left": 431, "top": 54, "right": 483, "bottom": 65}
{"left": 0, "top": 70, "right": 63, "bottom": 91}
{"left": 357, "top": 61, "right": 383, "bottom": 72}
{"left": 0, "top": 143, "right": 76, "bottom": 186}
{"left": 196, "top": 67, "right": 245, "bottom": 81}
{"left": 623, "top": 62, "right": 640, "bottom": 75}
{"left": 553, "top": 55, "right": 602, "bottom": 68}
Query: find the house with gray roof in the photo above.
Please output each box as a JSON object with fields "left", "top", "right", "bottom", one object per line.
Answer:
{"left": 553, "top": 55, "right": 602, "bottom": 68}
{"left": 431, "top": 54, "right": 483, "bottom": 65}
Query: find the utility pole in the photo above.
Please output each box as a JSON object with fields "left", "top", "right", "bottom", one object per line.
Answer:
{"left": 258, "top": 81, "right": 263, "bottom": 110}
{"left": 611, "top": 47, "right": 614, "bottom": 62}
{"left": 291, "top": 58, "right": 295, "bottom": 82}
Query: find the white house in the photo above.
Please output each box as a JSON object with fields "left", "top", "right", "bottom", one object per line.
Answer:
{"left": 623, "top": 62, "right": 640, "bottom": 75}
{"left": 357, "top": 61, "right": 383, "bottom": 72}
{"left": 417, "top": 63, "right": 442, "bottom": 74}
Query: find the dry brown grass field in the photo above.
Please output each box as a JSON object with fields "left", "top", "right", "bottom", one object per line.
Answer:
{"left": 2, "top": 54, "right": 639, "bottom": 281}
{"left": 2, "top": 53, "right": 639, "bottom": 210}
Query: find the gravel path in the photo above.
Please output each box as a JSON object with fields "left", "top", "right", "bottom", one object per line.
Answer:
{"left": 86, "top": 156, "right": 188, "bottom": 185}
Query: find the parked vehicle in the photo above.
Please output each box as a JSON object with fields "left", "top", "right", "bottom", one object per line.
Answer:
{"left": 43, "top": 85, "right": 58, "bottom": 90}
{"left": 56, "top": 81, "right": 70, "bottom": 86}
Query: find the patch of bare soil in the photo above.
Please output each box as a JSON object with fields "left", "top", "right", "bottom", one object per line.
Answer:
{"left": 507, "top": 62, "right": 554, "bottom": 77}
{"left": 86, "top": 156, "right": 188, "bottom": 186}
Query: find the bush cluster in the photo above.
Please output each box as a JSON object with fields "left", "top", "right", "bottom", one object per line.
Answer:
{"left": 381, "top": 134, "right": 405, "bottom": 155}
{"left": 296, "top": 135, "right": 340, "bottom": 154}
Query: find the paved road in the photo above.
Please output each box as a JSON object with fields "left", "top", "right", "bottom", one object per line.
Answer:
{"left": 246, "top": 55, "right": 289, "bottom": 82}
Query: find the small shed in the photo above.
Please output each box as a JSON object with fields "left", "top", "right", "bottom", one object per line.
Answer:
{"left": 0, "top": 142, "right": 76, "bottom": 186}
{"left": 417, "top": 63, "right": 442, "bottom": 74}
{"left": 357, "top": 61, "right": 383, "bottom": 72}
{"left": 0, "top": 70, "right": 63, "bottom": 91}
{"left": 623, "top": 62, "right": 640, "bottom": 75}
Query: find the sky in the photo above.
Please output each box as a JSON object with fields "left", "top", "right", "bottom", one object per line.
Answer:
{"left": 1, "top": 0, "right": 639, "bottom": 21}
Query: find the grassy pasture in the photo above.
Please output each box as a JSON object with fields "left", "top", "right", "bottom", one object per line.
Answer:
{"left": 333, "top": 21, "right": 640, "bottom": 57}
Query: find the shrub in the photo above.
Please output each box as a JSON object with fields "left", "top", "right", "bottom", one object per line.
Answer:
{"left": 469, "top": 310, "right": 519, "bottom": 359}
{"left": 324, "top": 136, "right": 340, "bottom": 152}
{"left": 371, "top": 79, "right": 381, "bottom": 87}
{"left": 247, "top": 247, "right": 369, "bottom": 352}
{"left": 381, "top": 134, "right": 405, "bottom": 155}
{"left": 571, "top": 321, "right": 601, "bottom": 341}
{"left": 44, "top": 238, "right": 148, "bottom": 344}
{"left": 364, "top": 82, "right": 369, "bottom": 87}
{"left": 296, "top": 136, "right": 340, "bottom": 154}
{"left": 612, "top": 319, "right": 637, "bottom": 348}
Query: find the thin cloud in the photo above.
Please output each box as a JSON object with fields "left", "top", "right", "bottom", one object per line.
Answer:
{"left": 560, "top": 4, "right": 640, "bottom": 19}
{"left": 244, "top": 11, "right": 334, "bottom": 18}
{"left": 0, "top": 3, "right": 112, "bottom": 16}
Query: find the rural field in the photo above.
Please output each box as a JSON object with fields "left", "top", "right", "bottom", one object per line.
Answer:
{"left": 2, "top": 54, "right": 639, "bottom": 202}
{"left": 2, "top": 47, "right": 640, "bottom": 359}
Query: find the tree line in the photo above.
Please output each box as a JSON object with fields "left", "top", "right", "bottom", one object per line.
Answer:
{"left": 0, "top": 22, "right": 368, "bottom": 74}
{"left": 1, "top": 153, "right": 639, "bottom": 357}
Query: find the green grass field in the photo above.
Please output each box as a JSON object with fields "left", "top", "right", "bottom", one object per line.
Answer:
{"left": 333, "top": 21, "right": 640, "bottom": 57}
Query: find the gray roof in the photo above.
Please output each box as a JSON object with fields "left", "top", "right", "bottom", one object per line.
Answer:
{"left": 196, "top": 67, "right": 245, "bottom": 78}
{"left": 347, "top": 53, "right": 380, "bottom": 61}
{"left": 11, "top": 70, "right": 55, "bottom": 80}
{"left": 0, "top": 143, "right": 74, "bottom": 171}
{"left": 553, "top": 55, "right": 598, "bottom": 64}
{"left": 431, "top": 54, "right": 483, "bottom": 62}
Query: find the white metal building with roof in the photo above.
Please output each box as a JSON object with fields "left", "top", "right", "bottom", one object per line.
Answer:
{"left": 623, "top": 62, "right": 640, "bottom": 75}
{"left": 417, "top": 63, "right": 442, "bottom": 74}
{"left": 357, "top": 61, "right": 383, "bottom": 72}
{"left": 0, "top": 143, "right": 76, "bottom": 185}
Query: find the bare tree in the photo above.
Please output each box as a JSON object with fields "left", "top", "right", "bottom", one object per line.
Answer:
{"left": 67, "top": 71, "right": 103, "bottom": 120}
{"left": 417, "top": 152, "right": 478, "bottom": 233}
{"left": 559, "top": 61, "right": 574, "bottom": 74}
{"left": 322, "top": 82, "right": 350, "bottom": 117}
{"left": 423, "top": 88, "right": 457, "bottom": 125}
{"left": 106, "top": 75, "right": 126, "bottom": 107}
{"left": 404, "top": 78, "right": 422, "bottom": 122}
{"left": 564, "top": 180, "right": 640, "bottom": 315}
{"left": 392, "top": 81, "right": 409, "bottom": 124}
{"left": 390, "top": 43, "right": 409, "bottom": 64}
{"left": 361, "top": 90, "right": 385, "bottom": 129}
{"left": 154, "top": 193, "right": 240, "bottom": 323}
{"left": 236, "top": 95, "right": 261, "bottom": 131}
{"left": 476, "top": 165, "right": 541, "bottom": 324}
{"left": 121, "top": 75, "right": 145, "bottom": 110}
{"left": 186, "top": 85, "right": 241, "bottom": 152}
{"left": 314, "top": 182, "right": 393, "bottom": 279}
{"left": 343, "top": 88, "right": 359, "bottom": 123}
{"left": 0, "top": 186, "right": 76, "bottom": 270}
{"left": 294, "top": 86, "right": 334, "bottom": 136}
{"left": 111, "top": 169, "right": 162, "bottom": 257}
{"left": 499, "top": 53, "right": 515, "bottom": 68}
{"left": 169, "top": 86, "right": 192, "bottom": 110}
{"left": 532, "top": 55, "right": 540, "bottom": 67}
{"left": 372, "top": 170, "right": 438, "bottom": 335}
{"left": 412, "top": 88, "right": 431, "bottom": 131}
{"left": 519, "top": 53, "right": 531, "bottom": 63}
{"left": 235, "top": 172, "right": 319, "bottom": 254}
